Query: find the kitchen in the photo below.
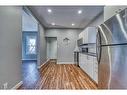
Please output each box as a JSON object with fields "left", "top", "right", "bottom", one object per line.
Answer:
{"left": 0, "top": 0, "right": 127, "bottom": 95}
{"left": 1, "top": 6, "right": 127, "bottom": 90}
{"left": 76, "top": 6, "right": 127, "bottom": 89}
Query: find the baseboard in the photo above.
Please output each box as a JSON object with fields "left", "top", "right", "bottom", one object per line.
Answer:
{"left": 22, "top": 59, "right": 37, "bottom": 61}
{"left": 11, "top": 81, "right": 23, "bottom": 89}
{"left": 50, "top": 59, "right": 57, "bottom": 60}
{"left": 38, "top": 59, "right": 50, "bottom": 69}
{"left": 57, "top": 62, "right": 75, "bottom": 64}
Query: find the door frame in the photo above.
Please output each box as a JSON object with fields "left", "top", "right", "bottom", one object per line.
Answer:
{"left": 46, "top": 37, "right": 58, "bottom": 61}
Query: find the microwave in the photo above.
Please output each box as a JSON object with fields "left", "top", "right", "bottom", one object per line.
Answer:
{"left": 79, "top": 46, "right": 88, "bottom": 53}
{"left": 77, "top": 38, "right": 83, "bottom": 46}
{"left": 82, "top": 47, "right": 88, "bottom": 53}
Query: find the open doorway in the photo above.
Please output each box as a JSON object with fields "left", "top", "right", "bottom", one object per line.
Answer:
{"left": 46, "top": 37, "right": 57, "bottom": 62}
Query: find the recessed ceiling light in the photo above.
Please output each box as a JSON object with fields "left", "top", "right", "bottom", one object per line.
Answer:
{"left": 72, "top": 23, "right": 75, "bottom": 26}
{"left": 51, "top": 22, "right": 55, "bottom": 26}
{"left": 78, "top": 10, "right": 82, "bottom": 14}
{"left": 47, "top": 9, "right": 52, "bottom": 13}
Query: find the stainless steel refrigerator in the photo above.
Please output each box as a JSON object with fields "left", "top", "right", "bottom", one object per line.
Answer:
{"left": 97, "top": 8, "right": 127, "bottom": 89}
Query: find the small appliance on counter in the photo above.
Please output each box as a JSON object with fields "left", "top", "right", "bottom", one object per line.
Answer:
{"left": 79, "top": 45, "right": 88, "bottom": 53}
{"left": 82, "top": 47, "right": 88, "bottom": 53}
{"left": 78, "top": 43, "right": 97, "bottom": 57}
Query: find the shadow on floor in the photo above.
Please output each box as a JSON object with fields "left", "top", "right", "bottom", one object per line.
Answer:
{"left": 21, "top": 60, "right": 40, "bottom": 89}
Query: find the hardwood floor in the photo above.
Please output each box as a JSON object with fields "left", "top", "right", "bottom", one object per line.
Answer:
{"left": 20, "top": 60, "right": 97, "bottom": 89}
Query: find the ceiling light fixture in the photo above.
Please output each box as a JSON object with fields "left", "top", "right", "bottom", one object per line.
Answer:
{"left": 47, "top": 9, "right": 52, "bottom": 13}
{"left": 72, "top": 23, "right": 75, "bottom": 26}
{"left": 78, "top": 10, "right": 82, "bottom": 14}
{"left": 51, "top": 22, "right": 55, "bottom": 26}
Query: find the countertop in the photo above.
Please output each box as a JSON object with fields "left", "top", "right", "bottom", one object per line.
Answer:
{"left": 79, "top": 52, "right": 97, "bottom": 57}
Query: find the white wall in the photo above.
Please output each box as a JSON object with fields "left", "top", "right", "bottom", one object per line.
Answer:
{"left": 45, "top": 29, "right": 82, "bottom": 64}
{"left": 0, "top": 6, "right": 22, "bottom": 89}
{"left": 104, "top": 6, "right": 127, "bottom": 21}
{"left": 22, "top": 8, "right": 47, "bottom": 67}
{"left": 22, "top": 8, "right": 38, "bottom": 31}
{"left": 39, "top": 24, "right": 47, "bottom": 66}
{"left": 22, "top": 9, "right": 39, "bottom": 60}
{"left": 87, "top": 12, "right": 104, "bottom": 27}
{"left": 79, "top": 13, "right": 103, "bottom": 44}
{"left": 47, "top": 37, "right": 57, "bottom": 59}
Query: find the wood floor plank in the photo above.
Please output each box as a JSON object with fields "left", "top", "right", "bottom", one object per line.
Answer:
{"left": 21, "top": 60, "right": 97, "bottom": 89}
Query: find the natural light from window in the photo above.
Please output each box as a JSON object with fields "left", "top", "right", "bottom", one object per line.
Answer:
{"left": 26, "top": 37, "right": 36, "bottom": 54}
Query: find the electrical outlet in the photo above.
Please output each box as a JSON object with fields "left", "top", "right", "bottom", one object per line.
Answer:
{"left": 3, "top": 82, "right": 8, "bottom": 89}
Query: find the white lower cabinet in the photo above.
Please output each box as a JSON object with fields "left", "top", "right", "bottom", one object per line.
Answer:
{"left": 79, "top": 54, "right": 87, "bottom": 73}
{"left": 93, "top": 57, "right": 98, "bottom": 83}
{"left": 87, "top": 56, "right": 93, "bottom": 79}
{"left": 79, "top": 53, "right": 98, "bottom": 84}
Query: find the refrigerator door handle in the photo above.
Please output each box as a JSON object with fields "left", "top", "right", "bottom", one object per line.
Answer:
{"left": 96, "top": 30, "right": 102, "bottom": 64}
{"left": 101, "top": 43, "right": 127, "bottom": 47}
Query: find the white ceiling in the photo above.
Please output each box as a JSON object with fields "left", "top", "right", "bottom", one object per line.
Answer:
{"left": 29, "top": 6, "right": 104, "bottom": 29}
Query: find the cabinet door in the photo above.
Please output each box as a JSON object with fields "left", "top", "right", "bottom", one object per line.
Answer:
{"left": 93, "top": 57, "right": 98, "bottom": 83}
{"left": 79, "top": 54, "right": 87, "bottom": 73}
{"left": 83, "top": 29, "right": 88, "bottom": 43}
{"left": 83, "top": 54, "right": 88, "bottom": 73}
{"left": 79, "top": 54, "right": 84, "bottom": 70}
{"left": 88, "top": 27, "right": 97, "bottom": 43}
{"left": 87, "top": 56, "right": 94, "bottom": 79}
{"left": 79, "top": 54, "right": 83, "bottom": 68}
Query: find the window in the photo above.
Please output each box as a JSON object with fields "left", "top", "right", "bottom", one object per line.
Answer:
{"left": 26, "top": 36, "right": 36, "bottom": 54}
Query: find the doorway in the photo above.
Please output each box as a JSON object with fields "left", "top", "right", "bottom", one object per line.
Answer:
{"left": 22, "top": 31, "right": 40, "bottom": 89}
{"left": 46, "top": 37, "right": 58, "bottom": 61}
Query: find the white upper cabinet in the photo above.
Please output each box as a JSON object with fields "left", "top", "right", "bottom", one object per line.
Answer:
{"left": 78, "top": 27, "right": 97, "bottom": 44}
{"left": 87, "top": 27, "right": 97, "bottom": 43}
{"left": 78, "top": 29, "right": 88, "bottom": 44}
